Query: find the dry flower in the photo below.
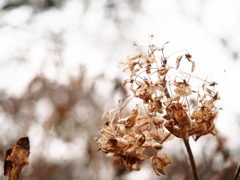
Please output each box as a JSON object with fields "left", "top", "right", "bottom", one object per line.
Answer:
{"left": 95, "top": 40, "right": 220, "bottom": 177}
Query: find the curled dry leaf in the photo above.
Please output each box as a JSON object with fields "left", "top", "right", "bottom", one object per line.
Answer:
{"left": 4, "top": 137, "right": 30, "bottom": 180}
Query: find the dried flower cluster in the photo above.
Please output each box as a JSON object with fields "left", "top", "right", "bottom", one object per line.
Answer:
{"left": 95, "top": 42, "right": 220, "bottom": 176}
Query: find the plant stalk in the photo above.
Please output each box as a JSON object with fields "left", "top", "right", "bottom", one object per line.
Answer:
{"left": 183, "top": 138, "right": 200, "bottom": 180}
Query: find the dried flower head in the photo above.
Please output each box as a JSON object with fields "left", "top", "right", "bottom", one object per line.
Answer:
{"left": 95, "top": 39, "right": 220, "bottom": 176}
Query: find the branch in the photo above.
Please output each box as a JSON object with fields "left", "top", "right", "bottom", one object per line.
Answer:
{"left": 235, "top": 165, "right": 240, "bottom": 180}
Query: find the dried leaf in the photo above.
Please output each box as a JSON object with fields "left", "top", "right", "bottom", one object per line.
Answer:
{"left": 4, "top": 137, "right": 30, "bottom": 180}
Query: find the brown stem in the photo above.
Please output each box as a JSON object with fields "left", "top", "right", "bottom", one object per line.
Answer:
{"left": 183, "top": 138, "right": 200, "bottom": 180}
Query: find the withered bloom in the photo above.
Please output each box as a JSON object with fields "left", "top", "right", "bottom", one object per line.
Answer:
{"left": 95, "top": 40, "right": 220, "bottom": 176}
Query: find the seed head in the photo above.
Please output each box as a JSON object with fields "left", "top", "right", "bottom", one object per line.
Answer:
{"left": 95, "top": 40, "right": 220, "bottom": 176}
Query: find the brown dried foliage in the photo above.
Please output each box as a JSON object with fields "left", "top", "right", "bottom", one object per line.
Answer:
{"left": 96, "top": 42, "right": 220, "bottom": 176}
{"left": 0, "top": 66, "right": 105, "bottom": 180}
{"left": 4, "top": 137, "right": 30, "bottom": 180}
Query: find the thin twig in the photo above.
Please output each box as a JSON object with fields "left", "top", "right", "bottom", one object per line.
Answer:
{"left": 183, "top": 138, "right": 200, "bottom": 180}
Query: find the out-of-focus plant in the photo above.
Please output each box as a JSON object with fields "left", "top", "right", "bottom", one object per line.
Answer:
{"left": 0, "top": 65, "right": 113, "bottom": 180}
{"left": 95, "top": 38, "right": 224, "bottom": 179}
{"left": 1, "top": 0, "right": 64, "bottom": 11}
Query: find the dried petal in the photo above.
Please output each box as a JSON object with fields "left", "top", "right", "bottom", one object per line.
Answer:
{"left": 135, "top": 153, "right": 148, "bottom": 161}
{"left": 184, "top": 53, "right": 195, "bottom": 72}
{"left": 136, "top": 116, "right": 150, "bottom": 132}
{"left": 127, "top": 53, "right": 143, "bottom": 61}
{"left": 158, "top": 68, "right": 169, "bottom": 76}
{"left": 118, "top": 109, "right": 138, "bottom": 128}
{"left": 191, "top": 61, "right": 195, "bottom": 72}
{"left": 174, "top": 80, "right": 192, "bottom": 96}
{"left": 147, "top": 54, "right": 155, "bottom": 63}
{"left": 150, "top": 151, "right": 171, "bottom": 176}
{"left": 122, "top": 79, "right": 133, "bottom": 86}
{"left": 176, "top": 55, "right": 183, "bottom": 69}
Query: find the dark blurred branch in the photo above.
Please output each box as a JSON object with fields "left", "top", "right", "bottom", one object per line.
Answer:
{"left": 1, "top": 0, "right": 64, "bottom": 11}
{"left": 235, "top": 165, "right": 240, "bottom": 180}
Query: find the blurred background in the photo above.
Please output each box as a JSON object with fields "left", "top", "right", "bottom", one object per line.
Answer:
{"left": 0, "top": 0, "right": 240, "bottom": 179}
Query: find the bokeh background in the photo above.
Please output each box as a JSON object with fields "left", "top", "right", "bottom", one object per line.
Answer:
{"left": 0, "top": 0, "right": 240, "bottom": 179}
